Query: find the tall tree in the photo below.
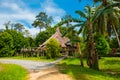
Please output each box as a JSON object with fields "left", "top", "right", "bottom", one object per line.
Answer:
{"left": 4, "top": 21, "right": 11, "bottom": 30}
{"left": 14, "top": 23, "right": 24, "bottom": 32}
{"left": 55, "top": 15, "right": 84, "bottom": 67}
{"left": 32, "top": 12, "right": 53, "bottom": 32}
{"left": 93, "top": 0, "right": 120, "bottom": 47}
{"left": 56, "top": 2, "right": 120, "bottom": 70}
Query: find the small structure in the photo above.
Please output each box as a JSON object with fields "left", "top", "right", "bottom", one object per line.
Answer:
{"left": 39, "top": 27, "right": 78, "bottom": 55}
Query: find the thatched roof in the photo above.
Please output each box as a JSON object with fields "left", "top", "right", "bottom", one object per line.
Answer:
{"left": 39, "top": 27, "right": 69, "bottom": 48}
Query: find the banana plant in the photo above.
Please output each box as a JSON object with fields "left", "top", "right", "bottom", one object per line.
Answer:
{"left": 55, "top": 1, "right": 120, "bottom": 70}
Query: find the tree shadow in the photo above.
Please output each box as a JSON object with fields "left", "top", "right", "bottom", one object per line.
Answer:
{"left": 57, "top": 63, "right": 120, "bottom": 80}
{"left": 103, "top": 59, "right": 120, "bottom": 65}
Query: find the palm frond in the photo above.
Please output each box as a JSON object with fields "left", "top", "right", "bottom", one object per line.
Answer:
{"left": 93, "top": 2, "right": 120, "bottom": 21}
{"left": 75, "top": 10, "right": 86, "bottom": 18}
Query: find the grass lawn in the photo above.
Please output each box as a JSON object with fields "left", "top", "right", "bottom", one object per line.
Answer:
{"left": 57, "top": 57, "right": 120, "bottom": 80}
{"left": 0, "top": 63, "right": 28, "bottom": 80}
{"left": 0, "top": 56, "right": 56, "bottom": 62}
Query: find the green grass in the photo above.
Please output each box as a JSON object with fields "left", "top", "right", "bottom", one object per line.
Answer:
{"left": 0, "top": 63, "right": 28, "bottom": 80}
{"left": 57, "top": 57, "right": 120, "bottom": 80}
{"left": 0, "top": 56, "right": 56, "bottom": 62}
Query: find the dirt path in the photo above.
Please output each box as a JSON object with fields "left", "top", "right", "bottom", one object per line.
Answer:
{"left": 29, "top": 67, "right": 72, "bottom": 80}
{"left": 0, "top": 57, "right": 72, "bottom": 80}
{"left": 0, "top": 56, "right": 66, "bottom": 72}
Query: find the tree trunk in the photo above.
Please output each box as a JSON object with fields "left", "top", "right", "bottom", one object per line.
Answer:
{"left": 77, "top": 43, "right": 84, "bottom": 67}
{"left": 87, "top": 23, "right": 99, "bottom": 70}
{"left": 112, "top": 25, "right": 120, "bottom": 47}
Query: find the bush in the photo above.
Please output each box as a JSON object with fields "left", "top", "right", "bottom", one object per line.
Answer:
{"left": 46, "top": 38, "right": 61, "bottom": 59}
{"left": 0, "top": 32, "right": 14, "bottom": 57}
{"left": 110, "top": 38, "right": 119, "bottom": 48}
{"left": 94, "top": 35, "right": 111, "bottom": 56}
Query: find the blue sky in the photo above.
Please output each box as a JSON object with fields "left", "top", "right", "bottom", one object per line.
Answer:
{"left": 0, "top": 0, "right": 93, "bottom": 36}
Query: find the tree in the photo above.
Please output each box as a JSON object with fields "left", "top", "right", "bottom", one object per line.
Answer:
{"left": 35, "top": 27, "right": 55, "bottom": 46}
{"left": 4, "top": 21, "right": 11, "bottom": 30}
{"left": 56, "top": 2, "right": 120, "bottom": 70}
{"left": 75, "top": 2, "right": 120, "bottom": 69}
{"left": 14, "top": 23, "right": 24, "bottom": 32}
{"left": 46, "top": 38, "right": 61, "bottom": 59}
{"left": 55, "top": 14, "right": 84, "bottom": 66}
{"left": 32, "top": 12, "right": 53, "bottom": 32}
{"left": 92, "top": 0, "right": 120, "bottom": 47}
{"left": 0, "top": 32, "right": 14, "bottom": 57}
{"left": 24, "top": 29, "right": 31, "bottom": 37}
{"left": 110, "top": 38, "right": 119, "bottom": 48}
{"left": 6, "top": 30, "right": 29, "bottom": 54}
{"left": 94, "top": 34, "right": 111, "bottom": 56}
{"left": 27, "top": 37, "right": 35, "bottom": 47}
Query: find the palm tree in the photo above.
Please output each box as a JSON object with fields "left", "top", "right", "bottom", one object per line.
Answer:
{"left": 55, "top": 15, "right": 84, "bottom": 67}
{"left": 56, "top": 2, "right": 120, "bottom": 70}
{"left": 93, "top": 0, "right": 120, "bottom": 47}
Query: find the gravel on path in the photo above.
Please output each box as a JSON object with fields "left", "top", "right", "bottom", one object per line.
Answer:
{"left": 0, "top": 56, "right": 66, "bottom": 72}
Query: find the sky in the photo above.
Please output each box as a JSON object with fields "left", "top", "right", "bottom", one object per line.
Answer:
{"left": 0, "top": 0, "right": 93, "bottom": 36}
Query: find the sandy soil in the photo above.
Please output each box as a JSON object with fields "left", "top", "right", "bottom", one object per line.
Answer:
{"left": 29, "top": 67, "right": 72, "bottom": 80}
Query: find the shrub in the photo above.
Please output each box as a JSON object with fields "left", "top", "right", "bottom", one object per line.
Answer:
{"left": 46, "top": 38, "right": 61, "bottom": 59}
{"left": 94, "top": 35, "right": 111, "bottom": 56}
{"left": 110, "top": 38, "right": 119, "bottom": 48}
{"left": 0, "top": 32, "right": 14, "bottom": 57}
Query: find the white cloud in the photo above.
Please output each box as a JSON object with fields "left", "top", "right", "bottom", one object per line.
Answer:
{"left": 24, "top": 26, "right": 40, "bottom": 37}
{"left": 0, "top": 0, "right": 37, "bottom": 36}
{"left": 1, "top": 2, "right": 21, "bottom": 11}
{"left": 41, "top": 0, "right": 66, "bottom": 23}
{"left": 0, "top": 0, "right": 66, "bottom": 36}
{"left": 0, "top": 1, "right": 35, "bottom": 24}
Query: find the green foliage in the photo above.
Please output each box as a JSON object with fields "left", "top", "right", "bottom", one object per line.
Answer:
{"left": 6, "top": 30, "right": 29, "bottom": 53}
{"left": 0, "top": 32, "right": 14, "bottom": 57}
{"left": 14, "top": 23, "right": 24, "bottom": 32}
{"left": 35, "top": 27, "right": 55, "bottom": 46}
{"left": 0, "top": 63, "right": 28, "bottom": 80}
{"left": 46, "top": 38, "right": 61, "bottom": 59}
{"left": 94, "top": 35, "right": 111, "bottom": 55}
{"left": 110, "top": 38, "right": 119, "bottom": 48}
{"left": 58, "top": 57, "right": 120, "bottom": 80}
{"left": 26, "top": 37, "right": 35, "bottom": 47}
{"left": 79, "top": 37, "right": 86, "bottom": 54}
{"left": 32, "top": 12, "right": 53, "bottom": 31}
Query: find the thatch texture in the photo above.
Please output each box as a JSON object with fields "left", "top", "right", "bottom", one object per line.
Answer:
{"left": 39, "top": 27, "right": 69, "bottom": 49}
